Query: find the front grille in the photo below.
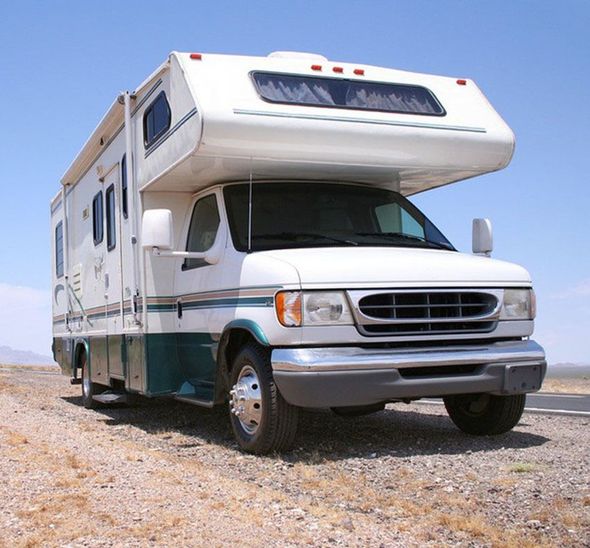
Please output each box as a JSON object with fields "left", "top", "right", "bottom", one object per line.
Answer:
{"left": 354, "top": 291, "right": 499, "bottom": 336}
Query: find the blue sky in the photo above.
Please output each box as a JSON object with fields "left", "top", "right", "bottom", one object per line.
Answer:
{"left": 0, "top": 1, "right": 588, "bottom": 362}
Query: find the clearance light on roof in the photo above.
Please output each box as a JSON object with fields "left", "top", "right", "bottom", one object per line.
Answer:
{"left": 353, "top": 68, "right": 365, "bottom": 76}
{"left": 456, "top": 79, "right": 467, "bottom": 85}
{"left": 333, "top": 66, "right": 344, "bottom": 73}
{"left": 311, "top": 64, "right": 322, "bottom": 71}
{"left": 190, "top": 53, "right": 203, "bottom": 60}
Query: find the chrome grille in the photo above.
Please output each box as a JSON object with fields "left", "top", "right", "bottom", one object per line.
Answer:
{"left": 351, "top": 290, "right": 500, "bottom": 336}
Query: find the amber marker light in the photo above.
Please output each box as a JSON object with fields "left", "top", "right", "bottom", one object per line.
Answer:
{"left": 275, "top": 291, "right": 302, "bottom": 327}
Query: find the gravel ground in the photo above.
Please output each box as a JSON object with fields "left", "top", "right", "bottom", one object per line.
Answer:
{"left": 0, "top": 366, "right": 588, "bottom": 547}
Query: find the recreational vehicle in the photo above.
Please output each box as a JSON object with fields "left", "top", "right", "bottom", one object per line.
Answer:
{"left": 51, "top": 51, "right": 546, "bottom": 453}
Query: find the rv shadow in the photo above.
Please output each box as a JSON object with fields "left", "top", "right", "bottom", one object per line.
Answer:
{"left": 61, "top": 396, "right": 550, "bottom": 461}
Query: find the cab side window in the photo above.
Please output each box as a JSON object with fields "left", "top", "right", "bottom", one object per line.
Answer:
{"left": 183, "top": 194, "right": 220, "bottom": 270}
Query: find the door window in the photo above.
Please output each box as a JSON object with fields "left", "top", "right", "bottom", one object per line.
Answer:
{"left": 183, "top": 194, "right": 220, "bottom": 270}
{"left": 92, "top": 191, "right": 103, "bottom": 245}
{"left": 106, "top": 184, "right": 116, "bottom": 251}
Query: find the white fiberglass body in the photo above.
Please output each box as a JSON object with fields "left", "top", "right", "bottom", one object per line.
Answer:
{"left": 50, "top": 51, "right": 544, "bottom": 454}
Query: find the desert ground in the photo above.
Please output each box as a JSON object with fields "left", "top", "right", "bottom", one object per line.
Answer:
{"left": 0, "top": 365, "right": 588, "bottom": 547}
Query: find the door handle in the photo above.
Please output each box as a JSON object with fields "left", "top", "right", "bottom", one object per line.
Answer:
{"left": 177, "top": 299, "right": 183, "bottom": 319}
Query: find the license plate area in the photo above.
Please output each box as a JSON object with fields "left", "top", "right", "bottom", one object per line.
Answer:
{"left": 503, "top": 364, "right": 543, "bottom": 394}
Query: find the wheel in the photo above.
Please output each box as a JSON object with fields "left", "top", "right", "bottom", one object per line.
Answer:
{"left": 443, "top": 393, "right": 526, "bottom": 435}
{"left": 229, "top": 344, "right": 299, "bottom": 454}
{"left": 80, "top": 350, "right": 104, "bottom": 409}
{"left": 331, "top": 403, "right": 386, "bottom": 417}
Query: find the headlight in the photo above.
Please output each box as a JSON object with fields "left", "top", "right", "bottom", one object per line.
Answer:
{"left": 501, "top": 289, "right": 535, "bottom": 320}
{"left": 275, "top": 291, "right": 353, "bottom": 327}
{"left": 303, "top": 292, "right": 354, "bottom": 325}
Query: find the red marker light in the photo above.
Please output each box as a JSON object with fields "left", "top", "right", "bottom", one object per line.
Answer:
{"left": 190, "top": 53, "right": 202, "bottom": 60}
{"left": 353, "top": 68, "right": 365, "bottom": 76}
{"left": 456, "top": 79, "right": 467, "bottom": 85}
{"left": 311, "top": 64, "right": 322, "bottom": 71}
{"left": 333, "top": 66, "right": 344, "bottom": 73}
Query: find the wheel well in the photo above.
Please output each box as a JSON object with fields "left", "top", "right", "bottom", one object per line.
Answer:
{"left": 216, "top": 329, "right": 261, "bottom": 402}
{"left": 74, "top": 343, "right": 87, "bottom": 377}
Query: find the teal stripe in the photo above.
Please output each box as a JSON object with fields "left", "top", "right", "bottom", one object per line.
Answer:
{"left": 233, "top": 108, "right": 487, "bottom": 133}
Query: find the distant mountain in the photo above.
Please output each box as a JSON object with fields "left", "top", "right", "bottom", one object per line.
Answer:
{"left": 547, "top": 362, "right": 590, "bottom": 379}
{"left": 0, "top": 345, "right": 57, "bottom": 366}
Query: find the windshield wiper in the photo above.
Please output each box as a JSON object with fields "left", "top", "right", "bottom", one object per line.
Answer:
{"left": 355, "top": 232, "right": 453, "bottom": 250}
{"left": 253, "top": 232, "right": 358, "bottom": 246}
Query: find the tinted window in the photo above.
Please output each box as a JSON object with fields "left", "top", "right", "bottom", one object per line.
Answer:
{"left": 55, "top": 221, "right": 64, "bottom": 278}
{"left": 143, "top": 91, "right": 171, "bottom": 147}
{"left": 121, "top": 154, "right": 128, "bottom": 219}
{"left": 183, "top": 194, "right": 220, "bottom": 270}
{"left": 252, "top": 72, "right": 444, "bottom": 116}
{"left": 106, "top": 184, "right": 116, "bottom": 251}
{"left": 92, "top": 192, "right": 103, "bottom": 245}
{"left": 224, "top": 182, "right": 453, "bottom": 252}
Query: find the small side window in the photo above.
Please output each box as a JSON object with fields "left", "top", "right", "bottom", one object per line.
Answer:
{"left": 55, "top": 221, "right": 64, "bottom": 278}
{"left": 93, "top": 191, "right": 103, "bottom": 245}
{"left": 183, "top": 194, "right": 220, "bottom": 270}
{"left": 106, "top": 184, "right": 116, "bottom": 251}
{"left": 121, "top": 154, "right": 128, "bottom": 219}
{"left": 143, "top": 91, "right": 171, "bottom": 148}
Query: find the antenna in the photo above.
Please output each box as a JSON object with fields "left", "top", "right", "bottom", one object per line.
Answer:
{"left": 247, "top": 164, "right": 253, "bottom": 252}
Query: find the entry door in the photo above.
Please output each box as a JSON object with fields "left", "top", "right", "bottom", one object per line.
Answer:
{"left": 103, "top": 168, "right": 125, "bottom": 378}
{"left": 174, "top": 190, "right": 226, "bottom": 399}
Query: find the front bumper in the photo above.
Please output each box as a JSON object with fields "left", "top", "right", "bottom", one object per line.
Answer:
{"left": 271, "top": 340, "right": 546, "bottom": 408}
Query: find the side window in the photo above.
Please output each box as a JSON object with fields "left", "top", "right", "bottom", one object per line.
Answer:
{"left": 55, "top": 221, "right": 64, "bottom": 278}
{"left": 375, "top": 203, "right": 425, "bottom": 238}
{"left": 121, "top": 154, "right": 128, "bottom": 219}
{"left": 92, "top": 191, "right": 103, "bottom": 245}
{"left": 400, "top": 209, "right": 424, "bottom": 238}
{"left": 143, "top": 91, "right": 171, "bottom": 147}
{"left": 183, "top": 194, "right": 220, "bottom": 270}
{"left": 106, "top": 184, "right": 116, "bottom": 251}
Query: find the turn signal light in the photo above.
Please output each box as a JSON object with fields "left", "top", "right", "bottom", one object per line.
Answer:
{"left": 275, "top": 291, "right": 302, "bottom": 327}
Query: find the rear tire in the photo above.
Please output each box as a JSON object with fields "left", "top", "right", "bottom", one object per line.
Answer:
{"left": 80, "top": 350, "right": 104, "bottom": 409}
{"left": 229, "top": 344, "right": 299, "bottom": 454}
{"left": 443, "top": 393, "right": 526, "bottom": 435}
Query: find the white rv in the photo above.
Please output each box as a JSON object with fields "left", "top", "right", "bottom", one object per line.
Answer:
{"left": 51, "top": 51, "right": 546, "bottom": 453}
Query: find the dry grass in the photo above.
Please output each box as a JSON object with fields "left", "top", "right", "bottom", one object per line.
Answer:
{"left": 0, "top": 363, "right": 59, "bottom": 372}
{"left": 1, "top": 428, "right": 29, "bottom": 446}
{"left": 507, "top": 462, "right": 539, "bottom": 474}
{"left": 541, "top": 378, "right": 590, "bottom": 394}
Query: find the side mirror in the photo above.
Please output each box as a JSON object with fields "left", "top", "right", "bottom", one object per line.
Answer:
{"left": 142, "top": 208, "right": 227, "bottom": 265}
{"left": 472, "top": 218, "right": 493, "bottom": 256}
{"left": 142, "top": 209, "right": 174, "bottom": 249}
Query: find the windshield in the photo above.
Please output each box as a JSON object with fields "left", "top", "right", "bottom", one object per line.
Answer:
{"left": 223, "top": 182, "right": 454, "bottom": 252}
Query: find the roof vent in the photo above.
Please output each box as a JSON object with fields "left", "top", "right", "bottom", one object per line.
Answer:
{"left": 268, "top": 51, "right": 328, "bottom": 61}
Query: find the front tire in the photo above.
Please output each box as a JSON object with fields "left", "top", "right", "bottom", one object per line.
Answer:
{"left": 443, "top": 393, "right": 526, "bottom": 435}
{"left": 229, "top": 344, "right": 299, "bottom": 454}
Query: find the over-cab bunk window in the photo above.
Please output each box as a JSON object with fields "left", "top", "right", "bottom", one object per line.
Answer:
{"left": 143, "top": 91, "right": 171, "bottom": 147}
{"left": 55, "top": 221, "right": 64, "bottom": 278}
{"left": 92, "top": 191, "right": 103, "bottom": 246}
{"left": 251, "top": 72, "right": 445, "bottom": 116}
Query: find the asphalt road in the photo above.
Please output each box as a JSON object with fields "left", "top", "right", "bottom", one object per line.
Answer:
{"left": 524, "top": 392, "right": 590, "bottom": 416}
{"left": 422, "top": 393, "right": 590, "bottom": 416}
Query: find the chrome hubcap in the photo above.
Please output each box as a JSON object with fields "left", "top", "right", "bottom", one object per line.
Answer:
{"left": 82, "top": 365, "right": 90, "bottom": 398}
{"left": 230, "top": 365, "right": 262, "bottom": 434}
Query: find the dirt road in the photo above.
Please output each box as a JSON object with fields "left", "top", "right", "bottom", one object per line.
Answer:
{"left": 0, "top": 366, "right": 588, "bottom": 547}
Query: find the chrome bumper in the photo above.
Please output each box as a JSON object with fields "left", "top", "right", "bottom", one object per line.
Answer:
{"left": 272, "top": 340, "right": 545, "bottom": 372}
{"left": 271, "top": 340, "right": 546, "bottom": 408}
